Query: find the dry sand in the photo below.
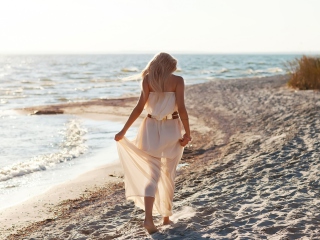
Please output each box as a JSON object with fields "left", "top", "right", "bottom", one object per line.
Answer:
{"left": 1, "top": 75, "right": 320, "bottom": 239}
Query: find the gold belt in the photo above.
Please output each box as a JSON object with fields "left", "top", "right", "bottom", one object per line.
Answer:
{"left": 147, "top": 111, "right": 179, "bottom": 120}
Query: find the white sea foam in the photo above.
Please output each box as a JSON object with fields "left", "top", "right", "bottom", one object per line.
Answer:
{"left": 121, "top": 67, "right": 139, "bottom": 72}
{"left": 0, "top": 120, "right": 87, "bottom": 182}
{"left": 0, "top": 110, "right": 19, "bottom": 116}
{"left": 246, "top": 68, "right": 255, "bottom": 74}
{"left": 217, "top": 68, "right": 229, "bottom": 73}
{"left": 267, "top": 67, "right": 283, "bottom": 73}
{"left": 206, "top": 77, "right": 217, "bottom": 80}
{"left": 246, "top": 67, "right": 283, "bottom": 74}
{"left": 201, "top": 70, "right": 214, "bottom": 74}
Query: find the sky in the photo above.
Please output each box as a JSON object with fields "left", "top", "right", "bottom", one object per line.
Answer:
{"left": 0, "top": 0, "right": 319, "bottom": 54}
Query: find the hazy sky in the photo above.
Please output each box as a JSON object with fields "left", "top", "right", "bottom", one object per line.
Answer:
{"left": 0, "top": 0, "right": 319, "bottom": 54}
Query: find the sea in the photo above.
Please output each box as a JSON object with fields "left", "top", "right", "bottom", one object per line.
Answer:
{"left": 0, "top": 54, "right": 301, "bottom": 209}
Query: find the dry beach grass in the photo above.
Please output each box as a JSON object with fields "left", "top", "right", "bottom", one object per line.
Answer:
{"left": 287, "top": 55, "right": 320, "bottom": 90}
{"left": 1, "top": 75, "right": 320, "bottom": 239}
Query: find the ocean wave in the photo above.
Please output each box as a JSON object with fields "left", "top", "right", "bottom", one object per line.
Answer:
{"left": 74, "top": 87, "right": 92, "bottom": 92}
{"left": 0, "top": 120, "right": 88, "bottom": 182}
{"left": 121, "top": 67, "right": 139, "bottom": 72}
{"left": 267, "top": 67, "right": 283, "bottom": 73}
{"left": 23, "top": 86, "right": 44, "bottom": 90}
{"left": 201, "top": 68, "right": 229, "bottom": 75}
{"left": 0, "top": 87, "right": 21, "bottom": 93}
{"left": 201, "top": 70, "right": 211, "bottom": 74}
{"left": 217, "top": 68, "right": 229, "bottom": 73}
{"left": 56, "top": 97, "right": 69, "bottom": 102}
{"left": 90, "top": 79, "right": 115, "bottom": 83}
{"left": 0, "top": 110, "right": 19, "bottom": 116}
{"left": 247, "top": 61, "right": 267, "bottom": 65}
{"left": 246, "top": 68, "right": 255, "bottom": 74}
{"left": 21, "top": 80, "right": 36, "bottom": 84}
{"left": 121, "top": 74, "right": 141, "bottom": 82}
{"left": 40, "top": 78, "right": 53, "bottom": 82}
{"left": 0, "top": 99, "right": 8, "bottom": 104}
{"left": 0, "top": 95, "right": 27, "bottom": 99}
{"left": 40, "top": 82, "right": 56, "bottom": 86}
{"left": 61, "top": 72, "right": 79, "bottom": 76}
{"left": 246, "top": 67, "right": 283, "bottom": 75}
{"left": 206, "top": 77, "right": 217, "bottom": 80}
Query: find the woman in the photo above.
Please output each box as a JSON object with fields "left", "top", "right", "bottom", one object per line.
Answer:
{"left": 114, "top": 52, "right": 191, "bottom": 234}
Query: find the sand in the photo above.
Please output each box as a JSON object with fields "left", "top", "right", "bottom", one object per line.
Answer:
{"left": 1, "top": 75, "right": 320, "bottom": 239}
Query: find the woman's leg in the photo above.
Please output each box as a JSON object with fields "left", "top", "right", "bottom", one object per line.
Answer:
{"left": 143, "top": 156, "right": 161, "bottom": 234}
{"left": 143, "top": 197, "right": 158, "bottom": 233}
{"left": 163, "top": 216, "right": 170, "bottom": 225}
{"left": 157, "top": 154, "right": 182, "bottom": 225}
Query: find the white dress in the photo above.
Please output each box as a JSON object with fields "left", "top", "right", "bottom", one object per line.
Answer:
{"left": 116, "top": 92, "right": 184, "bottom": 216}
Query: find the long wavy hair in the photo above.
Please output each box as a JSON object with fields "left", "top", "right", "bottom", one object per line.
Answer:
{"left": 141, "top": 52, "right": 177, "bottom": 92}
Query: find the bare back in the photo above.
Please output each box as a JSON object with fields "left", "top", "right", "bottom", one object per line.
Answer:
{"left": 147, "top": 74, "right": 182, "bottom": 92}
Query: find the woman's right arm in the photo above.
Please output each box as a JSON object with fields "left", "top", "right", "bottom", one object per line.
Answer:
{"left": 114, "top": 76, "right": 150, "bottom": 141}
{"left": 175, "top": 77, "right": 191, "bottom": 145}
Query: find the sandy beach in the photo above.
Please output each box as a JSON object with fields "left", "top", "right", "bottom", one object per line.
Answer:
{"left": 1, "top": 75, "right": 320, "bottom": 239}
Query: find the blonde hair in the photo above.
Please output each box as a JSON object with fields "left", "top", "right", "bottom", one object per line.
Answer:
{"left": 141, "top": 52, "right": 177, "bottom": 92}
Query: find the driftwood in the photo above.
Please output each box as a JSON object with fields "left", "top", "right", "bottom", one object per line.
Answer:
{"left": 32, "top": 109, "right": 64, "bottom": 115}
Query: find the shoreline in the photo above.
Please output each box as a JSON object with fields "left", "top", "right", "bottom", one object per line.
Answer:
{"left": 0, "top": 161, "right": 123, "bottom": 238}
{"left": 1, "top": 96, "right": 144, "bottom": 238}
{"left": 2, "top": 75, "right": 320, "bottom": 239}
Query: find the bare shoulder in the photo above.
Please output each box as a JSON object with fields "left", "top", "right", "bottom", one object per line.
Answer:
{"left": 142, "top": 74, "right": 149, "bottom": 91}
{"left": 171, "top": 74, "right": 184, "bottom": 87}
{"left": 142, "top": 74, "right": 149, "bottom": 84}
{"left": 142, "top": 74, "right": 149, "bottom": 83}
{"left": 171, "top": 74, "right": 184, "bottom": 81}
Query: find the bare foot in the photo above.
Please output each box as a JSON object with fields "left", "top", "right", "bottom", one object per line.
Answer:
{"left": 143, "top": 220, "right": 158, "bottom": 234}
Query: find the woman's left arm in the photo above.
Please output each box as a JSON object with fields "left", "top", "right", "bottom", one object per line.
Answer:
{"left": 114, "top": 77, "right": 149, "bottom": 141}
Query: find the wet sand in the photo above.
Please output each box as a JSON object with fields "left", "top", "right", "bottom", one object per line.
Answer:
{"left": 1, "top": 75, "right": 320, "bottom": 239}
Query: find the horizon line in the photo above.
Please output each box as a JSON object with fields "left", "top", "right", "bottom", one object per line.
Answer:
{"left": 1, "top": 51, "right": 319, "bottom": 55}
